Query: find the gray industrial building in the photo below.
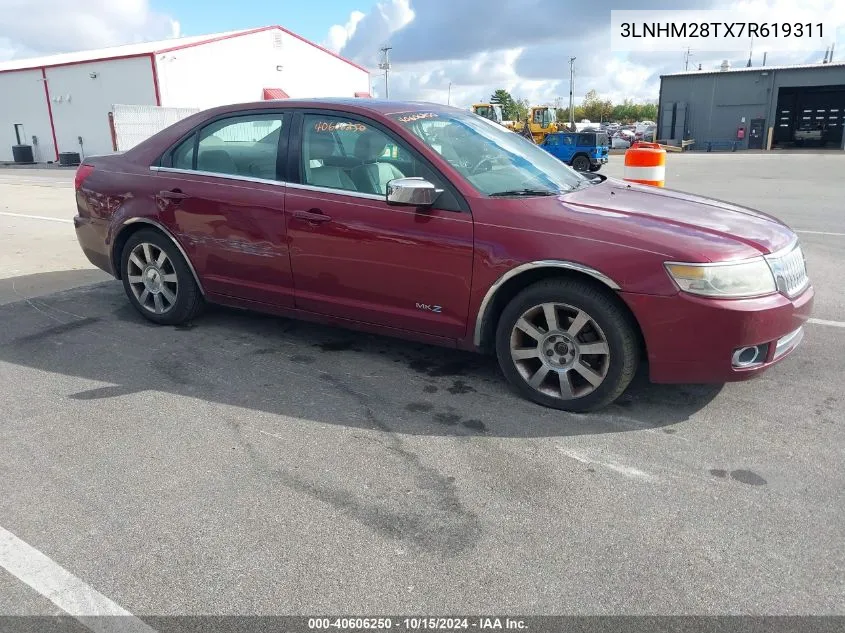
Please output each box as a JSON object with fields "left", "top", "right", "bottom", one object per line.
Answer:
{"left": 657, "top": 60, "right": 845, "bottom": 151}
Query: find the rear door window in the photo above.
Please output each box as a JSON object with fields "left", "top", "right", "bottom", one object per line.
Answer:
{"left": 177, "top": 113, "right": 286, "bottom": 181}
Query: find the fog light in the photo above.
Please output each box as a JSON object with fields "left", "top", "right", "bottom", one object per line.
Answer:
{"left": 731, "top": 344, "right": 768, "bottom": 368}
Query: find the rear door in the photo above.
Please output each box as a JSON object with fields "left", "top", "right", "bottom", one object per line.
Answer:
{"left": 153, "top": 110, "right": 295, "bottom": 307}
{"left": 284, "top": 110, "right": 475, "bottom": 340}
{"left": 593, "top": 132, "right": 609, "bottom": 160}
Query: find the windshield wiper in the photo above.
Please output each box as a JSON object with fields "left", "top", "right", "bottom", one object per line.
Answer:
{"left": 489, "top": 188, "right": 558, "bottom": 197}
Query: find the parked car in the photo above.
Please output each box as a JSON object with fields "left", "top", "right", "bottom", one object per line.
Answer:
{"left": 794, "top": 124, "right": 824, "bottom": 144}
{"left": 635, "top": 120, "right": 656, "bottom": 134}
{"left": 539, "top": 131, "right": 609, "bottom": 172}
{"left": 611, "top": 134, "right": 632, "bottom": 149}
{"left": 73, "top": 99, "right": 813, "bottom": 412}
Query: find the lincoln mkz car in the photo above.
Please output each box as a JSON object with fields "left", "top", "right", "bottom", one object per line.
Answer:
{"left": 73, "top": 99, "right": 813, "bottom": 412}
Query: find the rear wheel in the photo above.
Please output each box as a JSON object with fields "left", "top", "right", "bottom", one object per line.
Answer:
{"left": 120, "top": 229, "right": 204, "bottom": 325}
{"left": 572, "top": 154, "right": 591, "bottom": 172}
{"left": 495, "top": 279, "right": 640, "bottom": 412}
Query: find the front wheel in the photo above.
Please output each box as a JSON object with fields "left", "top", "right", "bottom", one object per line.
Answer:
{"left": 571, "top": 155, "right": 591, "bottom": 172}
{"left": 589, "top": 164, "right": 602, "bottom": 172}
{"left": 495, "top": 279, "right": 640, "bottom": 412}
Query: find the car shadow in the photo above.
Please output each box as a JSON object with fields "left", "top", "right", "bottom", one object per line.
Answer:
{"left": 0, "top": 277, "right": 723, "bottom": 439}
{"left": 0, "top": 268, "right": 112, "bottom": 306}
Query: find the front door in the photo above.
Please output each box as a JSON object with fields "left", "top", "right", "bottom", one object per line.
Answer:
{"left": 154, "top": 111, "right": 295, "bottom": 307}
{"left": 285, "top": 111, "right": 474, "bottom": 340}
{"left": 749, "top": 118, "right": 765, "bottom": 149}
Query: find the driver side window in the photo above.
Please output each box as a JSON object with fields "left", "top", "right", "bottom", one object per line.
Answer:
{"left": 300, "top": 113, "right": 461, "bottom": 211}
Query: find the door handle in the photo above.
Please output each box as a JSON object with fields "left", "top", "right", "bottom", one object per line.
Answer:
{"left": 159, "top": 189, "right": 189, "bottom": 200}
{"left": 293, "top": 209, "right": 332, "bottom": 223}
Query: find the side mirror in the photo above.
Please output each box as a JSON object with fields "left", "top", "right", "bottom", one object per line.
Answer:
{"left": 385, "top": 177, "right": 442, "bottom": 207}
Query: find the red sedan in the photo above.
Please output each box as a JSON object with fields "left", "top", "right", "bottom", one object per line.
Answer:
{"left": 73, "top": 99, "right": 813, "bottom": 412}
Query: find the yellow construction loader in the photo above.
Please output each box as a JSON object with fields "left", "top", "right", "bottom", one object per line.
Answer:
{"left": 507, "top": 106, "right": 559, "bottom": 143}
{"left": 470, "top": 103, "right": 505, "bottom": 125}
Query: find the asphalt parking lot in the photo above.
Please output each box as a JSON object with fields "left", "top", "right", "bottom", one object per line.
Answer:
{"left": 0, "top": 154, "right": 843, "bottom": 621}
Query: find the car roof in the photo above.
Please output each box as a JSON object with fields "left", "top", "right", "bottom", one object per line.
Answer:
{"left": 199, "top": 97, "right": 465, "bottom": 118}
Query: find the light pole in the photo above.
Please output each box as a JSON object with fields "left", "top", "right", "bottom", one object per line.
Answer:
{"left": 448, "top": 82, "right": 452, "bottom": 105}
{"left": 378, "top": 46, "right": 392, "bottom": 99}
{"left": 568, "top": 57, "right": 576, "bottom": 128}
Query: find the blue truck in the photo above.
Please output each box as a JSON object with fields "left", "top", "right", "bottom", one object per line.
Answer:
{"left": 539, "top": 131, "right": 609, "bottom": 172}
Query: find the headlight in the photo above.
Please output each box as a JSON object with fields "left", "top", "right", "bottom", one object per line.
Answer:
{"left": 664, "top": 258, "right": 777, "bottom": 298}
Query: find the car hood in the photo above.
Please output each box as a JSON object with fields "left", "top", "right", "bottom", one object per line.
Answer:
{"left": 558, "top": 177, "right": 796, "bottom": 259}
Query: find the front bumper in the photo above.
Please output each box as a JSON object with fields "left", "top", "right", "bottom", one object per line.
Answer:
{"left": 591, "top": 156, "right": 609, "bottom": 166}
{"left": 621, "top": 285, "right": 814, "bottom": 384}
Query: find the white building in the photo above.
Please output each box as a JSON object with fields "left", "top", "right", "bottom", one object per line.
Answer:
{"left": 0, "top": 25, "right": 372, "bottom": 162}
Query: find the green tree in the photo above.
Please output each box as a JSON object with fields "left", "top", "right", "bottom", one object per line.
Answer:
{"left": 638, "top": 103, "right": 658, "bottom": 121}
{"left": 490, "top": 89, "right": 519, "bottom": 120}
{"left": 611, "top": 99, "right": 637, "bottom": 123}
{"left": 514, "top": 97, "right": 530, "bottom": 122}
{"left": 581, "top": 89, "right": 603, "bottom": 121}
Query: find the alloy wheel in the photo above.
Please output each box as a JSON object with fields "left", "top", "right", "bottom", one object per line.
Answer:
{"left": 509, "top": 302, "right": 611, "bottom": 401}
{"left": 126, "top": 242, "right": 179, "bottom": 315}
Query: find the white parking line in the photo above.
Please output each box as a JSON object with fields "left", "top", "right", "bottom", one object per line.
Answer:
{"left": 0, "top": 525, "right": 157, "bottom": 632}
{"left": 796, "top": 230, "right": 845, "bottom": 237}
{"left": 0, "top": 179, "right": 72, "bottom": 187}
{"left": 809, "top": 318, "right": 845, "bottom": 328}
{"left": 0, "top": 211, "right": 73, "bottom": 224}
{"left": 556, "top": 446, "right": 659, "bottom": 481}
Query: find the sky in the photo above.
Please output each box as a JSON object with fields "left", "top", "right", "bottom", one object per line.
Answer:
{"left": 1, "top": 0, "right": 843, "bottom": 109}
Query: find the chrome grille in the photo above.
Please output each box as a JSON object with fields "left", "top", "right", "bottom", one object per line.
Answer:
{"left": 765, "top": 243, "right": 809, "bottom": 298}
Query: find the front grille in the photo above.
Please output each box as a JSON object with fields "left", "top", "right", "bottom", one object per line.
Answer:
{"left": 765, "top": 243, "right": 809, "bottom": 298}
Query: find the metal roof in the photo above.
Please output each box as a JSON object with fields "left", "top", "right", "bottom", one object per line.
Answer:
{"left": 0, "top": 30, "right": 248, "bottom": 72}
{"left": 0, "top": 25, "right": 369, "bottom": 74}
{"left": 662, "top": 61, "right": 845, "bottom": 77}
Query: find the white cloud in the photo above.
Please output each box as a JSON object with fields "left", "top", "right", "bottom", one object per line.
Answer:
{"left": 339, "top": 0, "right": 414, "bottom": 66}
{"left": 324, "top": 10, "right": 366, "bottom": 53}
{"left": 329, "top": 0, "right": 845, "bottom": 108}
{"left": 0, "top": 0, "right": 179, "bottom": 60}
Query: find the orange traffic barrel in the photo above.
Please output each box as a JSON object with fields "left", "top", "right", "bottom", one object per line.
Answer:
{"left": 623, "top": 141, "right": 666, "bottom": 187}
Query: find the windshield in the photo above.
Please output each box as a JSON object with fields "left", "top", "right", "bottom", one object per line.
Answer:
{"left": 393, "top": 111, "right": 588, "bottom": 195}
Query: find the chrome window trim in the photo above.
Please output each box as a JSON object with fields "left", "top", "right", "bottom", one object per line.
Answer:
{"left": 473, "top": 260, "right": 621, "bottom": 348}
{"left": 150, "top": 166, "right": 286, "bottom": 188}
{"left": 149, "top": 166, "right": 388, "bottom": 202}
{"left": 116, "top": 217, "right": 206, "bottom": 296}
{"left": 284, "top": 182, "right": 385, "bottom": 201}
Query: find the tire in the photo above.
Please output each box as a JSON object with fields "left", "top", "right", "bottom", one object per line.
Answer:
{"left": 494, "top": 278, "right": 640, "bottom": 412}
{"left": 120, "top": 228, "right": 204, "bottom": 326}
{"left": 571, "top": 154, "right": 590, "bottom": 172}
{"left": 589, "top": 165, "right": 601, "bottom": 172}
